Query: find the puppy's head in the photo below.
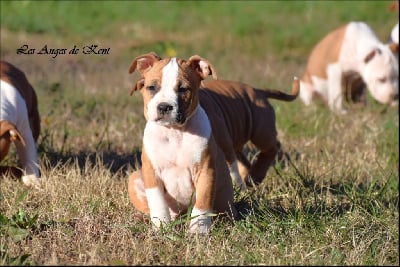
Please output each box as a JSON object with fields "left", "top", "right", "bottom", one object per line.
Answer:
{"left": 129, "top": 52, "right": 217, "bottom": 127}
{"left": 362, "top": 45, "right": 399, "bottom": 105}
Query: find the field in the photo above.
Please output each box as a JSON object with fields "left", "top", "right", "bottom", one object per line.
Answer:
{"left": 0, "top": 1, "right": 398, "bottom": 265}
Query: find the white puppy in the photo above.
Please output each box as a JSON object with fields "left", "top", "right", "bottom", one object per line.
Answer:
{"left": 0, "top": 61, "right": 41, "bottom": 187}
{"left": 300, "top": 21, "right": 399, "bottom": 113}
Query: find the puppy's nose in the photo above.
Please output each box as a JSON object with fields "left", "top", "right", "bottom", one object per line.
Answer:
{"left": 157, "top": 102, "right": 173, "bottom": 114}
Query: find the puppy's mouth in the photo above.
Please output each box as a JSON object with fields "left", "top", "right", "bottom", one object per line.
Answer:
{"left": 175, "top": 112, "right": 186, "bottom": 124}
{"left": 154, "top": 102, "right": 189, "bottom": 127}
{"left": 154, "top": 112, "right": 187, "bottom": 127}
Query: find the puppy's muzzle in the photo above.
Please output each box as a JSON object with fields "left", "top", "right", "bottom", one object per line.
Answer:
{"left": 157, "top": 102, "right": 186, "bottom": 125}
{"left": 157, "top": 102, "right": 173, "bottom": 115}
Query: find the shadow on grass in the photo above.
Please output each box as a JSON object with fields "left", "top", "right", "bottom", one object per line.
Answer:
{"left": 234, "top": 151, "right": 398, "bottom": 225}
{"left": 40, "top": 149, "right": 142, "bottom": 177}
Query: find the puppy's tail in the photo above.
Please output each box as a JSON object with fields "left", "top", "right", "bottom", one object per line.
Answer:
{"left": 0, "top": 121, "right": 26, "bottom": 146}
{"left": 260, "top": 77, "right": 300, "bottom": 101}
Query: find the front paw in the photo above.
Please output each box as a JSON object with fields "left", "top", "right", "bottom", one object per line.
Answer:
{"left": 22, "top": 175, "right": 41, "bottom": 189}
{"left": 237, "top": 181, "right": 247, "bottom": 192}
{"left": 150, "top": 212, "right": 171, "bottom": 230}
{"left": 188, "top": 209, "right": 212, "bottom": 234}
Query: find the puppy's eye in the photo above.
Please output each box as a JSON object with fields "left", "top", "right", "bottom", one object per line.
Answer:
{"left": 178, "top": 87, "right": 189, "bottom": 93}
{"left": 147, "top": 85, "right": 156, "bottom": 91}
{"left": 378, "top": 77, "right": 387, "bottom": 83}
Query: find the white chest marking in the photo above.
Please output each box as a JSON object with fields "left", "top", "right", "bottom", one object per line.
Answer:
{"left": 143, "top": 106, "right": 211, "bottom": 206}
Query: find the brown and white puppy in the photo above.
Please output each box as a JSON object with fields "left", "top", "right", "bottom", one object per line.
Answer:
{"left": 128, "top": 53, "right": 236, "bottom": 234}
{"left": 300, "top": 21, "right": 399, "bottom": 114}
{"left": 129, "top": 53, "right": 300, "bottom": 192}
{"left": 0, "top": 61, "right": 41, "bottom": 187}
{"left": 197, "top": 78, "right": 299, "bottom": 187}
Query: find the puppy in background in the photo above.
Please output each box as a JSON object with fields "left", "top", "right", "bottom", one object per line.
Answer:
{"left": 0, "top": 60, "right": 41, "bottom": 188}
{"left": 389, "top": 22, "right": 399, "bottom": 46}
{"left": 300, "top": 21, "right": 398, "bottom": 114}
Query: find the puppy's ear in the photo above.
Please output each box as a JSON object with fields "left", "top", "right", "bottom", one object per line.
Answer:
{"left": 187, "top": 55, "right": 218, "bottom": 80}
{"left": 129, "top": 78, "right": 145, "bottom": 96}
{"left": 128, "top": 52, "right": 161, "bottom": 75}
{"left": 389, "top": 42, "right": 399, "bottom": 54}
{"left": 364, "top": 49, "right": 378, "bottom": 64}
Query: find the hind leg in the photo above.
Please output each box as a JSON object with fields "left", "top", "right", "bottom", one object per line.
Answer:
{"left": 248, "top": 103, "right": 279, "bottom": 185}
{"left": 236, "top": 150, "right": 256, "bottom": 186}
{"left": 299, "top": 80, "right": 315, "bottom": 106}
{"left": 127, "top": 170, "right": 150, "bottom": 214}
{"left": 249, "top": 143, "right": 278, "bottom": 185}
{"left": 0, "top": 134, "right": 12, "bottom": 162}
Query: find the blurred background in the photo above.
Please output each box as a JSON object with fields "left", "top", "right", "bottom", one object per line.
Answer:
{"left": 0, "top": 2, "right": 398, "bottom": 265}
{"left": 0, "top": 0, "right": 398, "bottom": 166}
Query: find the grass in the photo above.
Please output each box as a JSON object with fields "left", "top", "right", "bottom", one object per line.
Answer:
{"left": 0, "top": 0, "right": 399, "bottom": 265}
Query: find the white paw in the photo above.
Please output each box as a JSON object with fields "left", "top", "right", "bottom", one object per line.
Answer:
{"left": 188, "top": 215, "right": 211, "bottom": 234}
{"left": 188, "top": 210, "right": 212, "bottom": 234}
{"left": 22, "top": 175, "right": 41, "bottom": 189}
{"left": 150, "top": 214, "right": 171, "bottom": 229}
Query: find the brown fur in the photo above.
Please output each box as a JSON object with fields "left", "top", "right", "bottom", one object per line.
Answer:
{"left": 127, "top": 53, "right": 237, "bottom": 229}
{"left": 342, "top": 71, "right": 367, "bottom": 104}
{"left": 199, "top": 78, "right": 299, "bottom": 184}
{"left": 302, "top": 24, "right": 347, "bottom": 84}
{"left": 127, "top": 171, "right": 150, "bottom": 214}
{"left": 131, "top": 76, "right": 299, "bottom": 185}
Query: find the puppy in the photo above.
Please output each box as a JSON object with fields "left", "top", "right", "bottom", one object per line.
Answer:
{"left": 130, "top": 56, "right": 300, "bottom": 189}
{"left": 300, "top": 21, "right": 398, "bottom": 113}
{"left": 127, "top": 53, "right": 236, "bottom": 234}
{"left": 197, "top": 78, "right": 299, "bottom": 187}
{"left": 0, "top": 60, "right": 41, "bottom": 187}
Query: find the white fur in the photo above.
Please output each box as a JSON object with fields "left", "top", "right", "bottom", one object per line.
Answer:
{"left": 341, "top": 22, "right": 398, "bottom": 106}
{"left": 326, "top": 63, "right": 346, "bottom": 114}
{"left": 299, "top": 76, "right": 328, "bottom": 106}
{"left": 0, "top": 80, "right": 40, "bottom": 180}
{"left": 145, "top": 187, "right": 171, "bottom": 228}
{"left": 301, "top": 21, "right": 399, "bottom": 113}
{"left": 188, "top": 207, "right": 212, "bottom": 234}
{"left": 22, "top": 174, "right": 41, "bottom": 189}
{"left": 143, "top": 106, "right": 211, "bottom": 223}
{"left": 311, "top": 76, "right": 329, "bottom": 100}
{"left": 146, "top": 58, "right": 179, "bottom": 125}
{"left": 299, "top": 80, "right": 314, "bottom": 106}
{"left": 391, "top": 22, "right": 398, "bottom": 44}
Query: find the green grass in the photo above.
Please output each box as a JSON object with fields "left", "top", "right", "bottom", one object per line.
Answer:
{"left": 1, "top": 1, "right": 397, "bottom": 56}
{"left": 0, "top": 0, "right": 398, "bottom": 265}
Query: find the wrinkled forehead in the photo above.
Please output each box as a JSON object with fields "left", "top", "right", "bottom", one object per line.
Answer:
{"left": 143, "top": 58, "right": 197, "bottom": 86}
{"left": 375, "top": 60, "right": 398, "bottom": 78}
